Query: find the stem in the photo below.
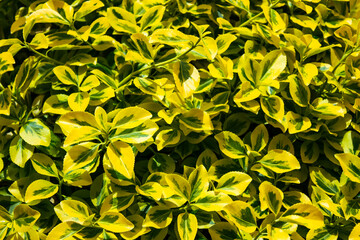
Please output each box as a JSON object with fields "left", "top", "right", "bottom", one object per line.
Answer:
{"left": 254, "top": 227, "right": 267, "bottom": 240}
{"left": 117, "top": 38, "right": 201, "bottom": 88}
{"left": 239, "top": 0, "right": 280, "bottom": 27}
{"left": 25, "top": 43, "right": 64, "bottom": 65}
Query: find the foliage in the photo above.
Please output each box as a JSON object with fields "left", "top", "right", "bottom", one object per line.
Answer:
{"left": 1, "top": 0, "right": 360, "bottom": 239}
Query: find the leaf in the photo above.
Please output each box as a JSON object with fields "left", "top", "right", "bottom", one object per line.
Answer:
{"left": 90, "top": 174, "right": 111, "bottom": 208}
{"left": 143, "top": 206, "right": 173, "bottom": 229}
{"left": 287, "top": 111, "right": 312, "bottom": 134}
{"left": 57, "top": 111, "right": 99, "bottom": 135}
{"left": 259, "top": 181, "right": 284, "bottom": 215}
{"left": 134, "top": 77, "right": 165, "bottom": 100}
{"left": 112, "top": 106, "right": 152, "bottom": 129}
{"left": 148, "top": 153, "right": 176, "bottom": 173}
{"left": 63, "top": 142, "right": 99, "bottom": 173}
{"left": 251, "top": 124, "right": 269, "bottom": 152}
{"left": 63, "top": 126, "right": 101, "bottom": 147}
{"left": 68, "top": 92, "right": 90, "bottom": 111}
{"left": 260, "top": 95, "right": 285, "bottom": 123}
{"left": 111, "top": 120, "right": 158, "bottom": 144}
{"left": 74, "top": 0, "right": 104, "bottom": 21}
{"left": 47, "top": 222, "right": 83, "bottom": 240}
{"left": 140, "top": 5, "right": 166, "bottom": 31}
{"left": 300, "top": 141, "right": 320, "bottom": 164}
{"left": 9, "top": 136, "right": 34, "bottom": 168}
{"left": 91, "top": 69, "right": 118, "bottom": 90}
{"left": 179, "top": 109, "right": 213, "bottom": 131}
{"left": 155, "top": 128, "right": 181, "bottom": 151}
{"left": 279, "top": 203, "right": 324, "bottom": 229}
{"left": 25, "top": 179, "right": 58, "bottom": 203}
{"left": 31, "top": 153, "right": 58, "bottom": 177}
{"left": 224, "top": 201, "right": 257, "bottom": 233}
{"left": 216, "top": 171, "right": 252, "bottom": 196}
{"left": 209, "top": 222, "right": 251, "bottom": 240}
{"left": 55, "top": 199, "right": 92, "bottom": 225}
{"left": 136, "top": 182, "right": 163, "bottom": 201}
{"left": 188, "top": 165, "right": 209, "bottom": 202}
{"left": 177, "top": 213, "right": 197, "bottom": 240}
{"left": 131, "top": 34, "right": 155, "bottom": 62}
{"left": 289, "top": 75, "right": 310, "bottom": 107}
{"left": 233, "top": 81, "right": 261, "bottom": 103}
{"left": 196, "top": 149, "right": 218, "bottom": 170}
{"left": 350, "top": 223, "right": 360, "bottom": 240}
{"left": 259, "top": 150, "right": 300, "bottom": 173}
{"left": 201, "top": 36, "right": 218, "bottom": 60}
{"left": 0, "top": 89, "right": 11, "bottom": 115}
{"left": 120, "top": 215, "right": 150, "bottom": 239}
{"left": 107, "top": 7, "right": 140, "bottom": 34}
{"left": 13, "top": 204, "right": 40, "bottom": 232}
{"left": 172, "top": 61, "right": 200, "bottom": 98}
{"left": 311, "top": 98, "right": 346, "bottom": 120}
{"left": 268, "top": 134, "right": 294, "bottom": 154}
{"left": 165, "top": 174, "right": 191, "bottom": 201}
{"left": 298, "top": 63, "right": 318, "bottom": 86}
{"left": 43, "top": 94, "right": 71, "bottom": 114}
{"left": 105, "top": 141, "right": 135, "bottom": 181}
{"left": 335, "top": 153, "right": 360, "bottom": 183}
{"left": 97, "top": 212, "right": 134, "bottom": 233}
{"left": 310, "top": 167, "right": 340, "bottom": 195}
{"left": 214, "top": 131, "right": 247, "bottom": 159}
{"left": 149, "top": 29, "right": 194, "bottom": 47}
{"left": 100, "top": 191, "right": 135, "bottom": 214}
{"left": 79, "top": 75, "right": 100, "bottom": 92}
{"left": 192, "top": 191, "right": 232, "bottom": 212}
{"left": 341, "top": 131, "right": 360, "bottom": 155}
{"left": 208, "top": 56, "right": 233, "bottom": 79}
{"left": 63, "top": 169, "right": 92, "bottom": 186}
{"left": 29, "top": 33, "right": 49, "bottom": 49}
{"left": 256, "top": 50, "right": 287, "bottom": 86}
{"left": 216, "top": 34, "right": 237, "bottom": 54}
{"left": 19, "top": 118, "right": 51, "bottom": 147}
{"left": 53, "top": 66, "right": 79, "bottom": 86}
{"left": 306, "top": 227, "right": 338, "bottom": 240}
{"left": 0, "top": 52, "right": 15, "bottom": 75}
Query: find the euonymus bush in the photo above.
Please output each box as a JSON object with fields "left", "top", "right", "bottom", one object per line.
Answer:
{"left": 1, "top": 0, "right": 360, "bottom": 239}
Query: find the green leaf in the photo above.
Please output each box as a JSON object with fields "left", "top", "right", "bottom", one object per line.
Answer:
{"left": 251, "top": 124, "right": 268, "bottom": 152}
{"left": 165, "top": 174, "right": 191, "bottom": 201}
{"left": 179, "top": 109, "right": 213, "bottom": 131}
{"left": 177, "top": 213, "right": 198, "bottom": 240}
{"left": 289, "top": 75, "right": 310, "bottom": 107}
{"left": 74, "top": 0, "right": 104, "bottom": 21}
{"left": 259, "top": 181, "right": 284, "bottom": 215}
{"left": 335, "top": 153, "right": 360, "bottom": 183}
{"left": 279, "top": 203, "right": 324, "bottom": 229}
{"left": 216, "top": 171, "right": 252, "bottom": 196}
{"left": 224, "top": 201, "right": 257, "bottom": 233}
{"left": 188, "top": 165, "right": 209, "bottom": 202}
{"left": 47, "top": 222, "right": 83, "bottom": 240}
{"left": 172, "top": 61, "right": 200, "bottom": 98}
{"left": 300, "top": 141, "right": 320, "bottom": 164}
{"left": 260, "top": 95, "right": 285, "bottom": 123}
{"left": 310, "top": 167, "right": 340, "bottom": 195}
{"left": 192, "top": 191, "right": 232, "bottom": 212}
{"left": 112, "top": 106, "right": 152, "bottom": 129}
{"left": 107, "top": 7, "right": 140, "bottom": 34}
{"left": 43, "top": 94, "right": 71, "bottom": 114}
{"left": 143, "top": 206, "right": 173, "bottom": 229}
{"left": 19, "top": 118, "right": 51, "bottom": 146}
{"left": 259, "top": 150, "right": 300, "bottom": 173}
{"left": 256, "top": 50, "right": 286, "bottom": 86}
{"left": 31, "top": 153, "right": 58, "bottom": 177}
{"left": 155, "top": 128, "right": 181, "bottom": 151}
{"left": 111, "top": 120, "right": 158, "bottom": 144}
{"left": 140, "top": 5, "right": 166, "bottom": 31}
{"left": 13, "top": 204, "right": 40, "bottom": 232}
{"left": 97, "top": 212, "right": 134, "bottom": 233}
{"left": 53, "top": 65, "right": 79, "bottom": 86}
{"left": 10, "top": 135, "right": 34, "bottom": 168}
{"left": 148, "top": 153, "right": 176, "bottom": 174}
{"left": 214, "top": 131, "right": 247, "bottom": 159}
{"left": 25, "top": 179, "right": 58, "bottom": 203}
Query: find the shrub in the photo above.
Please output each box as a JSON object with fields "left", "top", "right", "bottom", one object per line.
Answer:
{"left": 1, "top": 0, "right": 360, "bottom": 239}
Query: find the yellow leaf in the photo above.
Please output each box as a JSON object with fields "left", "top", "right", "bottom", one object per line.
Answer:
{"left": 172, "top": 61, "right": 200, "bottom": 98}
{"left": 177, "top": 213, "right": 197, "bottom": 240}
{"left": 259, "top": 181, "right": 284, "bottom": 215}
{"left": 279, "top": 203, "right": 324, "bottom": 229}
{"left": 217, "top": 171, "right": 252, "bottom": 196}
{"left": 224, "top": 201, "right": 257, "bottom": 233}
{"left": 68, "top": 92, "right": 90, "bottom": 111}
{"left": 97, "top": 212, "right": 134, "bottom": 233}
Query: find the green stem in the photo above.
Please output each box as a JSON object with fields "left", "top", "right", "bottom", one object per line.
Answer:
{"left": 117, "top": 38, "right": 202, "bottom": 89}
{"left": 25, "top": 43, "right": 64, "bottom": 65}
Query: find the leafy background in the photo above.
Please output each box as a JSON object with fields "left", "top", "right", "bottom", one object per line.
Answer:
{"left": 1, "top": 0, "right": 360, "bottom": 239}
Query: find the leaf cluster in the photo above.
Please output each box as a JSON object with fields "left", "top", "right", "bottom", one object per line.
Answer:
{"left": 1, "top": 0, "right": 360, "bottom": 239}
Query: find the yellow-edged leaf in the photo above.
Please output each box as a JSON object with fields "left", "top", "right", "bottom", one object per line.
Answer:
{"left": 97, "top": 212, "right": 134, "bottom": 233}
{"left": 31, "top": 153, "right": 58, "bottom": 177}
{"left": 177, "top": 213, "right": 197, "bottom": 240}
{"left": 192, "top": 191, "right": 232, "bottom": 212}
{"left": 57, "top": 111, "right": 99, "bottom": 135}
{"left": 335, "top": 153, "right": 360, "bottom": 183}
{"left": 143, "top": 206, "right": 173, "bottom": 229}
{"left": 110, "top": 120, "right": 158, "bottom": 144}
{"left": 25, "top": 179, "right": 58, "bottom": 203}
{"left": 224, "top": 201, "right": 257, "bottom": 233}
{"left": 13, "top": 204, "right": 40, "bottom": 232}
{"left": 214, "top": 131, "right": 247, "bottom": 159}
{"left": 287, "top": 111, "right": 311, "bottom": 134}
{"left": 259, "top": 150, "right": 300, "bottom": 173}
{"left": 251, "top": 124, "right": 269, "bottom": 152}
{"left": 216, "top": 171, "right": 252, "bottom": 196}
{"left": 259, "top": 181, "right": 284, "bottom": 215}
{"left": 10, "top": 135, "right": 34, "bottom": 168}
{"left": 43, "top": 94, "right": 71, "bottom": 114}
{"left": 155, "top": 128, "right": 181, "bottom": 151}
{"left": 63, "top": 126, "right": 101, "bottom": 147}
{"left": 172, "top": 61, "right": 200, "bottom": 98}
{"left": 165, "top": 174, "right": 191, "bottom": 201}
{"left": 68, "top": 92, "right": 90, "bottom": 111}
{"left": 260, "top": 95, "right": 285, "bottom": 123}
{"left": 19, "top": 119, "right": 51, "bottom": 146}
{"left": 179, "top": 109, "right": 213, "bottom": 131}
{"left": 107, "top": 7, "right": 140, "bottom": 33}
{"left": 279, "top": 203, "right": 324, "bottom": 229}
{"left": 148, "top": 153, "right": 176, "bottom": 174}
{"left": 112, "top": 106, "right": 152, "bottom": 129}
